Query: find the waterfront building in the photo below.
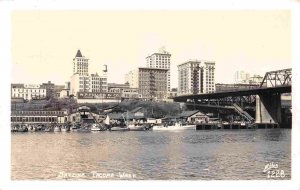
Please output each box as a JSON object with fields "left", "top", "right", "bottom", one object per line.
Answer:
{"left": 11, "top": 110, "right": 68, "bottom": 124}
{"left": 177, "top": 60, "right": 215, "bottom": 96}
{"left": 11, "top": 83, "right": 47, "bottom": 100}
{"left": 146, "top": 47, "right": 171, "bottom": 92}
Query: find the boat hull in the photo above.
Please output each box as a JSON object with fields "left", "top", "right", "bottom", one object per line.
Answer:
{"left": 153, "top": 125, "right": 196, "bottom": 131}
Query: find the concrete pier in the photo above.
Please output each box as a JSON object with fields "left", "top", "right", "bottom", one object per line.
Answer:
{"left": 255, "top": 94, "right": 281, "bottom": 124}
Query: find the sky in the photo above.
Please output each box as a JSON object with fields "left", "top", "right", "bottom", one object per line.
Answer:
{"left": 11, "top": 10, "right": 291, "bottom": 88}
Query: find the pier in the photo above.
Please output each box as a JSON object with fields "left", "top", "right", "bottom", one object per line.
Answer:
{"left": 196, "top": 122, "right": 280, "bottom": 130}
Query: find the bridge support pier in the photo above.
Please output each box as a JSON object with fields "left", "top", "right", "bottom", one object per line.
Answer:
{"left": 255, "top": 94, "right": 281, "bottom": 124}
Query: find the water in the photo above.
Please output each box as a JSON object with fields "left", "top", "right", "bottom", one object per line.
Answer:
{"left": 11, "top": 129, "right": 291, "bottom": 180}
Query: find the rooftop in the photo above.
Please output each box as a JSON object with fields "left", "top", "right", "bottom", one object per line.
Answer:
{"left": 75, "top": 49, "right": 83, "bottom": 57}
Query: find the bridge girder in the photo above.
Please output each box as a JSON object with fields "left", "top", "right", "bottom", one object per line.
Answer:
{"left": 260, "top": 68, "right": 292, "bottom": 88}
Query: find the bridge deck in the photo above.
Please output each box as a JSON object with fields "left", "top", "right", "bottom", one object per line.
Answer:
{"left": 173, "top": 85, "right": 291, "bottom": 102}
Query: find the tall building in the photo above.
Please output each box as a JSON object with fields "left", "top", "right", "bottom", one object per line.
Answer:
{"left": 178, "top": 60, "right": 215, "bottom": 96}
{"left": 139, "top": 67, "right": 168, "bottom": 100}
{"left": 73, "top": 49, "right": 89, "bottom": 76}
{"left": 40, "top": 81, "right": 55, "bottom": 98}
{"left": 70, "top": 73, "right": 108, "bottom": 95}
{"left": 234, "top": 70, "right": 250, "bottom": 84}
{"left": 70, "top": 50, "right": 108, "bottom": 97}
{"left": 146, "top": 47, "right": 171, "bottom": 91}
{"left": 125, "top": 70, "right": 138, "bottom": 88}
{"left": 126, "top": 67, "right": 168, "bottom": 100}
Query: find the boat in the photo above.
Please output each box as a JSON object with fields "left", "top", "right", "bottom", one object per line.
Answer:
{"left": 70, "top": 123, "right": 80, "bottom": 131}
{"left": 44, "top": 126, "right": 54, "bottom": 132}
{"left": 36, "top": 125, "right": 43, "bottom": 131}
{"left": 128, "top": 124, "right": 146, "bottom": 131}
{"left": 128, "top": 123, "right": 153, "bottom": 131}
{"left": 61, "top": 125, "right": 70, "bottom": 132}
{"left": 54, "top": 125, "right": 61, "bottom": 132}
{"left": 28, "top": 125, "right": 37, "bottom": 132}
{"left": 17, "top": 124, "right": 28, "bottom": 132}
{"left": 91, "top": 123, "right": 101, "bottom": 131}
{"left": 110, "top": 126, "right": 130, "bottom": 131}
{"left": 11, "top": 124, "right": 18, "bottom": 132}
{"left": 152, "top": 122, "right": 196, "bottom": 131}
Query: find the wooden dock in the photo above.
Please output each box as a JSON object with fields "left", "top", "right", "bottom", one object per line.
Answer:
{"left": 196, "top": 123, "right": 280, "bottom": 130}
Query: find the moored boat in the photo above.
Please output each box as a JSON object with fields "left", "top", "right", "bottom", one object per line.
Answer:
{"left": 28, "top": 125, "right": 37, "bottom": 132}
{"left": 128, "top": 123, "right": 153, "bottom": 131}
{"left": 44, "top": 126, "right": 54, "bottom": 132}
{"left": 54, "top": 125, "right": 61, "bottom": 132}
{"left": 61, "top": 125, "right": 70, "bottom": 132}
{"left": 17, "top": 124, "right": 28, "bottom": 132}
{"left": 91, "top": 123, "right": 101, "bottom": 131}
{"left": 152, "top": 123, "right": 196, "bottom": 131}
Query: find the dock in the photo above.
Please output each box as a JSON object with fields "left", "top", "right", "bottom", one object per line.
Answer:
{"left": 196, "top": 122, "right": 280, "bottom": 130}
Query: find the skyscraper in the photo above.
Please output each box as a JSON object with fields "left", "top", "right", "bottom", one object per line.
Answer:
{"left": 178, "top": 60, "right": 215, "bottom": 95}
{"left": 70, "top": 50, "right": 108, "bottom": 96}
{"left": 234, "top": 70, "right": 250, "bottom": 84}
{"left": 146, "top": 47, "right": 171, "bottom": 92}
{"left": 73, "top": 49, "right": 89, "bottom": 76}
{"left": 125, "top": 67, "right": 168, "bottom": 100}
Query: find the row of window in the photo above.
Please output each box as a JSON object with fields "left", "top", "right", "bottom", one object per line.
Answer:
{"left": 12, "top": 111, "right": 65, "bottom": 115}
{"left": 11, "top": 117, "right": 58, "bottom": 122}
{"left": 12, "top": 89, "right": 45, "bottom": 92}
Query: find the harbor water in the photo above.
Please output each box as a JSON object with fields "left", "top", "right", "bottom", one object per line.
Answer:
{"left": 11, "top": 129, "right": 291, "bottom": 180}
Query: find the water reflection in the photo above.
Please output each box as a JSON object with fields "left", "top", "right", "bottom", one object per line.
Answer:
{"left": 11, "top": 129, "right": 291, "bottom": 180}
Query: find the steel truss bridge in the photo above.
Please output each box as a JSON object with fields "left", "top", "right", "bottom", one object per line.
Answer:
{"left": 173, "top": 68, "right": 292, "bottom": 123}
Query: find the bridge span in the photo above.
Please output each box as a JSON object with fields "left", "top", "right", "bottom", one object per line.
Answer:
{"left": 173, "top": 68, "right": 292, "bottom": 125}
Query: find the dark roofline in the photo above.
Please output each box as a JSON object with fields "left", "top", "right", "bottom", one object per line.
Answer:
{"left": 138, "top": 67, "right": 169, "bottom": 71}
{"left": 76, "top": 49, "right": 83, "bottom": 57}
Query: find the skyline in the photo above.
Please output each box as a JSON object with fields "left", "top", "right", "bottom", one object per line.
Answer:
{"left": 12, "top": 10, "right": 291, "bottom": 87}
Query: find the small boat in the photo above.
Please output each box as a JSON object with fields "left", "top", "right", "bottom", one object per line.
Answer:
{"left": 28, "top": 125, "right": 37, "bottom": 132}
{"left": 128, "top": 124, "right": 153, "bottom": 131}
{"left": 128, "top": 124, "right": 146, "bottom": 131}
{"left": 91, "top": 123, "right": 101, "bottom": 131}
{"left": 17, "top": 124, "right": 28, "bottom": 132}
{"left": 54, "top": 125, "right": 61, "bottom": 132}
{"left": 61, "top": 125, "right": 70, "bottom": 132}
{"left": 11, "top": 125, "right": 18, "bottom": 132}
{"left": 36, "top": 125, "right": 43, "bottom": 131}
{"left": 44, "top": 126, "right": 54, "bottom": 132}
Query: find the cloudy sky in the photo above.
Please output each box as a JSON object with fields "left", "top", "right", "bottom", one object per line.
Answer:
{"left": 11, "top": 10, "right": 290, "bottom": 87}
